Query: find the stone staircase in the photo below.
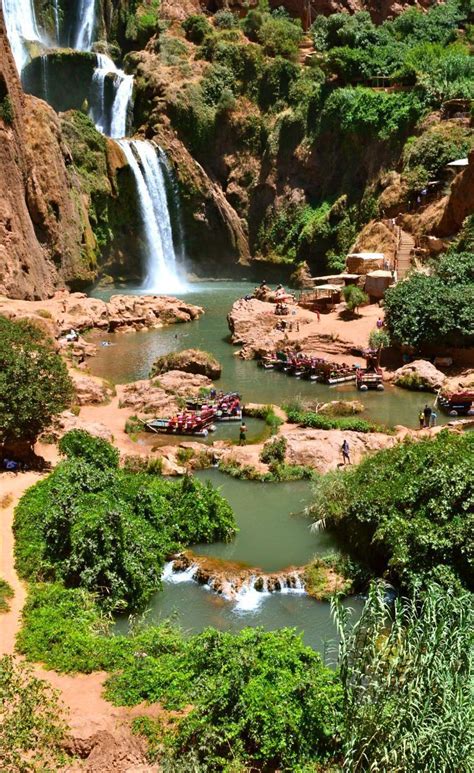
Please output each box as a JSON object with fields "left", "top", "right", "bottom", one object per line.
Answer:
{"left": 396, "top": 229, "right": 416, "bottom": 280}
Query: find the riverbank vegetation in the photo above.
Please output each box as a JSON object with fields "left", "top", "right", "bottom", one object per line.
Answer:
{"left": 310, "top": 430, "right": 474, "bottom": 592}
{"left": 13, "top": 430, "right": 236, "bottom": 612}
{"left": 284, "top": 399, "right": 384, "bottom": 433}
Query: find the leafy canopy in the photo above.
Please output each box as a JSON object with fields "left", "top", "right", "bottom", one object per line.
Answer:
{"left": 14, "top": 432, "right": 236, "bottom": 611}
{"left": 384, "top": 252, "right": 474, "bottom": 348}
{"left": 0, "top": 316, "right": 73, "bottom": 446}
{"left": 311, "top": 431, "right": 474, "bottom": 592}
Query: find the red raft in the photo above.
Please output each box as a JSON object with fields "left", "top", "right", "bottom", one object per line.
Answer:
{"left": 144, "top": 407, "right": 217, "bottom": 437}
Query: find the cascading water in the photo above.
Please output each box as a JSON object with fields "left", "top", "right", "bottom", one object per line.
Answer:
{"left": 74, "top": 0, "right": 96, "bottom": 51}
{"left": 118, "top": 139, "right": 186, "bottom": 293}
{"left": 89, "top": 53, "right": 133, "bottom": 139}
{"left": 2, "top": 0, "right": 185, "bottom": 290}
{"left": 1, "top": 0, "right": 43, "bottom": 72}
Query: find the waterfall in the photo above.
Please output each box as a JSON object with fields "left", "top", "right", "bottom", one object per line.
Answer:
{"left": 52, "top": 0, "right": 60, "bottom": 44}
{"left": 40, "top": 54, "right": 49, "bottom": 102}
{"left": 118, "top": 139, "right": 186, "bottom": 293}
{"left": 89, "top": 53, "right": 133, "bottom": 138}
{"left": 157, "top": 147, "right": 187, "bottom": 262}
{"left": 74, "top": 0, "right": 96, "bottom": 51}
{"left": 1, "top": 0, "right": 43, "bottom": 72}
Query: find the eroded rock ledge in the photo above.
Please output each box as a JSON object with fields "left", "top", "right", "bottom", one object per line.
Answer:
{"left": 0, "top": 290, "right": 203, "bottom": 337}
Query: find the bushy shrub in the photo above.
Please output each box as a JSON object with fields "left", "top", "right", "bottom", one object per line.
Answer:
{"left": 384, "top": 264, "right": 474, "bottom": 348}
{"left": 342, "top": 285, "right": 369, "bottom": 312}
{"left": 403, "top": 125, "right": 473, "bottom": 179}
{"left": 182, "top": 14, "right": 211, "bottom": 44}
{"left": 14, "top": 437, "right": 236, "bottom": 611}
{"left": 311, "top": 431, "right": 474, "bottom": 591}
{"left": 58, "top": 429, "right": 119, "bottom": 469}
{"left": 0, "top": 316, "right": 73, "bottom": 447}
{"left": 257, "top": 15, "right": 303, "bottom": 61}
{"left": 107, "top": 627, "right": 342, "bottom": 770}
{"left": 0, "top": 578, "right": 13, "bottom": 613}
{"left": 214, "top": 9, "right": 238, "bottom": 29}
{"left": 260, "top": 436, "right": 287, "bottom": 464}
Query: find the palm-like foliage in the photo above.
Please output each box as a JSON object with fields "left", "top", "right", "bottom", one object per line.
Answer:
{"left": 333, "top": 583, "right": 474, "bottom": 772}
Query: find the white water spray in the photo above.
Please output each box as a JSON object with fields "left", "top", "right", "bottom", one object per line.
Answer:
{"left": 89, "top": 53, "right": 133, "bottom": 138}
{"left": 1, "top": 0, "right": 42, "bottom": 72}
{"left": 74, "top": 0, "right": 96, "bottom": 51}
{"left": 118, "top": 139, "right": 186, "bottom": 293}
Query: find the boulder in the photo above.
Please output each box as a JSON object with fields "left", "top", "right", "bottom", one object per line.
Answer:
{"left": 70, "top": 371, "right": 114, "bottom": 406}
{"left": 392, "top": 360, "right": 447, "bottom": 391}
{"left": 150, "top": 349, "right": 222, "bottom": 380}
{"left": 283, "top": 427, "right": 397, "bottom": 473}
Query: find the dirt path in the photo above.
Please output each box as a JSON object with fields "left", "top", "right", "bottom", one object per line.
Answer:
{"left": 0, "top": 470, "right": 159, "bottom": 771}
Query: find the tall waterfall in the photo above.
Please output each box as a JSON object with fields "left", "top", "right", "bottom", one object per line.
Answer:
{"left": 118, "top": 140, "right": 186, "bottom": 293}
{"left": 52, "top": 0, "right": 60, "bottom": 44}
{"left": 74, "top": 0, "right": 96, "bottom": 51}
{"left": 89, "top": 54, "right": 133, "bottom": 139}
{"left": 1, "top": 0, "right": 43, "bottom": 72}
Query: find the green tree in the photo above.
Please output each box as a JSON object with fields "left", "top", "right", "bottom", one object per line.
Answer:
{"left": 310, "top": 431, "right": 474, "bottom": 591}
{"left": 342, "top": 285, "right": 369, "bottom": 314}
{"left": 0, "top": 316, "right": 73, "bottom": 451}
{"left": 334, "top": 583, "right": 474, "bottom": 772}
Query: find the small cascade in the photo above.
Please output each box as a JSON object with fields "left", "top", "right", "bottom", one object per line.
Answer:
{"left": 117, "top": 139, "right": 186, "bottom": 293}
{"left": 1, "top": 0, "right": 43, "bottom": 72}
{"left": 89, "top": 53, "right": 133, "bottom": 138}
{"left": 74, "top": 0, "right": 96, "bottom": 51}
{"left": 163, "top": 557, "right": 307, "bottom": 611}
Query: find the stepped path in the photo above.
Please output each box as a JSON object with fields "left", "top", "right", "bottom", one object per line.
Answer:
{"left": 396, "top": 229, "right": 416, "bottom": 280}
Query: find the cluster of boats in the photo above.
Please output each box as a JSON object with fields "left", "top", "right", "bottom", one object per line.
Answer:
{"left": 438, "top": 390, "right": 474, "bottom": 416}
{"left": 259, "top": 352, "right": 384, "bottom": 390}
{"left": 144, "top": 392, "right": 243, "bottom": 437}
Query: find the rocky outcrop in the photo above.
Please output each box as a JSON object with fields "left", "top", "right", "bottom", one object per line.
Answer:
{"left": 391, "top": 360, "right": 446, "bottom": 391}
{"left": 70, "top": 371, "right": 115, "bottom": 406}
{"left": 150, "top": 348, "right": 222, "bottom": 379}
{"left": 435, "top": 150, "right": 474, "bottom": 237}
{"left": 350, "top": 220, "right": 397, "bottom": 264}
{"left": 166, "top": 551, "right": 306, "bottom": 599}
{"left": 118, "top": 372, "right": 212, "bottom": 415}
{"left": 0, "top": 291, "right": 203, "bottom": 336}
{"left": 283, "top": 427, "right": 397, "bottom": 472}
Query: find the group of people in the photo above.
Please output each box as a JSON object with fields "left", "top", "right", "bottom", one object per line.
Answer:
{"left": 167, "top": 408, "right": 215, "bottom": 433}
{"left": 419, "top": 404, "right": 437, "bottom": 428}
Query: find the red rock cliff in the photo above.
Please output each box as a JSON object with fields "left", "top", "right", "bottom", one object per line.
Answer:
{"left": 0, "top": 10, "right": 93, "bottom": 299}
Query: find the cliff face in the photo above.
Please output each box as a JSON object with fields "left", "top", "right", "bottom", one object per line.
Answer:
{"left": 0, "top": 11, "right": 58, "bottom": 299}
{"left": 0, "top": 10, "right": 100, "bottom": 299}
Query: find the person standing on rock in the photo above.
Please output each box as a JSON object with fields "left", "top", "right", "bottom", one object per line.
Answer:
{"left": 341, "top": 439, "right": 351, "bottom": 465}
{"left": 239, "top": 421, "right": 247, "bottom": 446}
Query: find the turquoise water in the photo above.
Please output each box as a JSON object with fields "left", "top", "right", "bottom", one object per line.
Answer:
{"left": 117, "top": 470, "right": 363, "bottom": 653}
{"left": 89, "top": 281, "right": 444, "bottom": 429}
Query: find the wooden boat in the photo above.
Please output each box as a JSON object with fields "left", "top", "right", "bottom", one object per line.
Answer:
{"left": 438, "top": 391, "right": 474, "bottom": 416}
